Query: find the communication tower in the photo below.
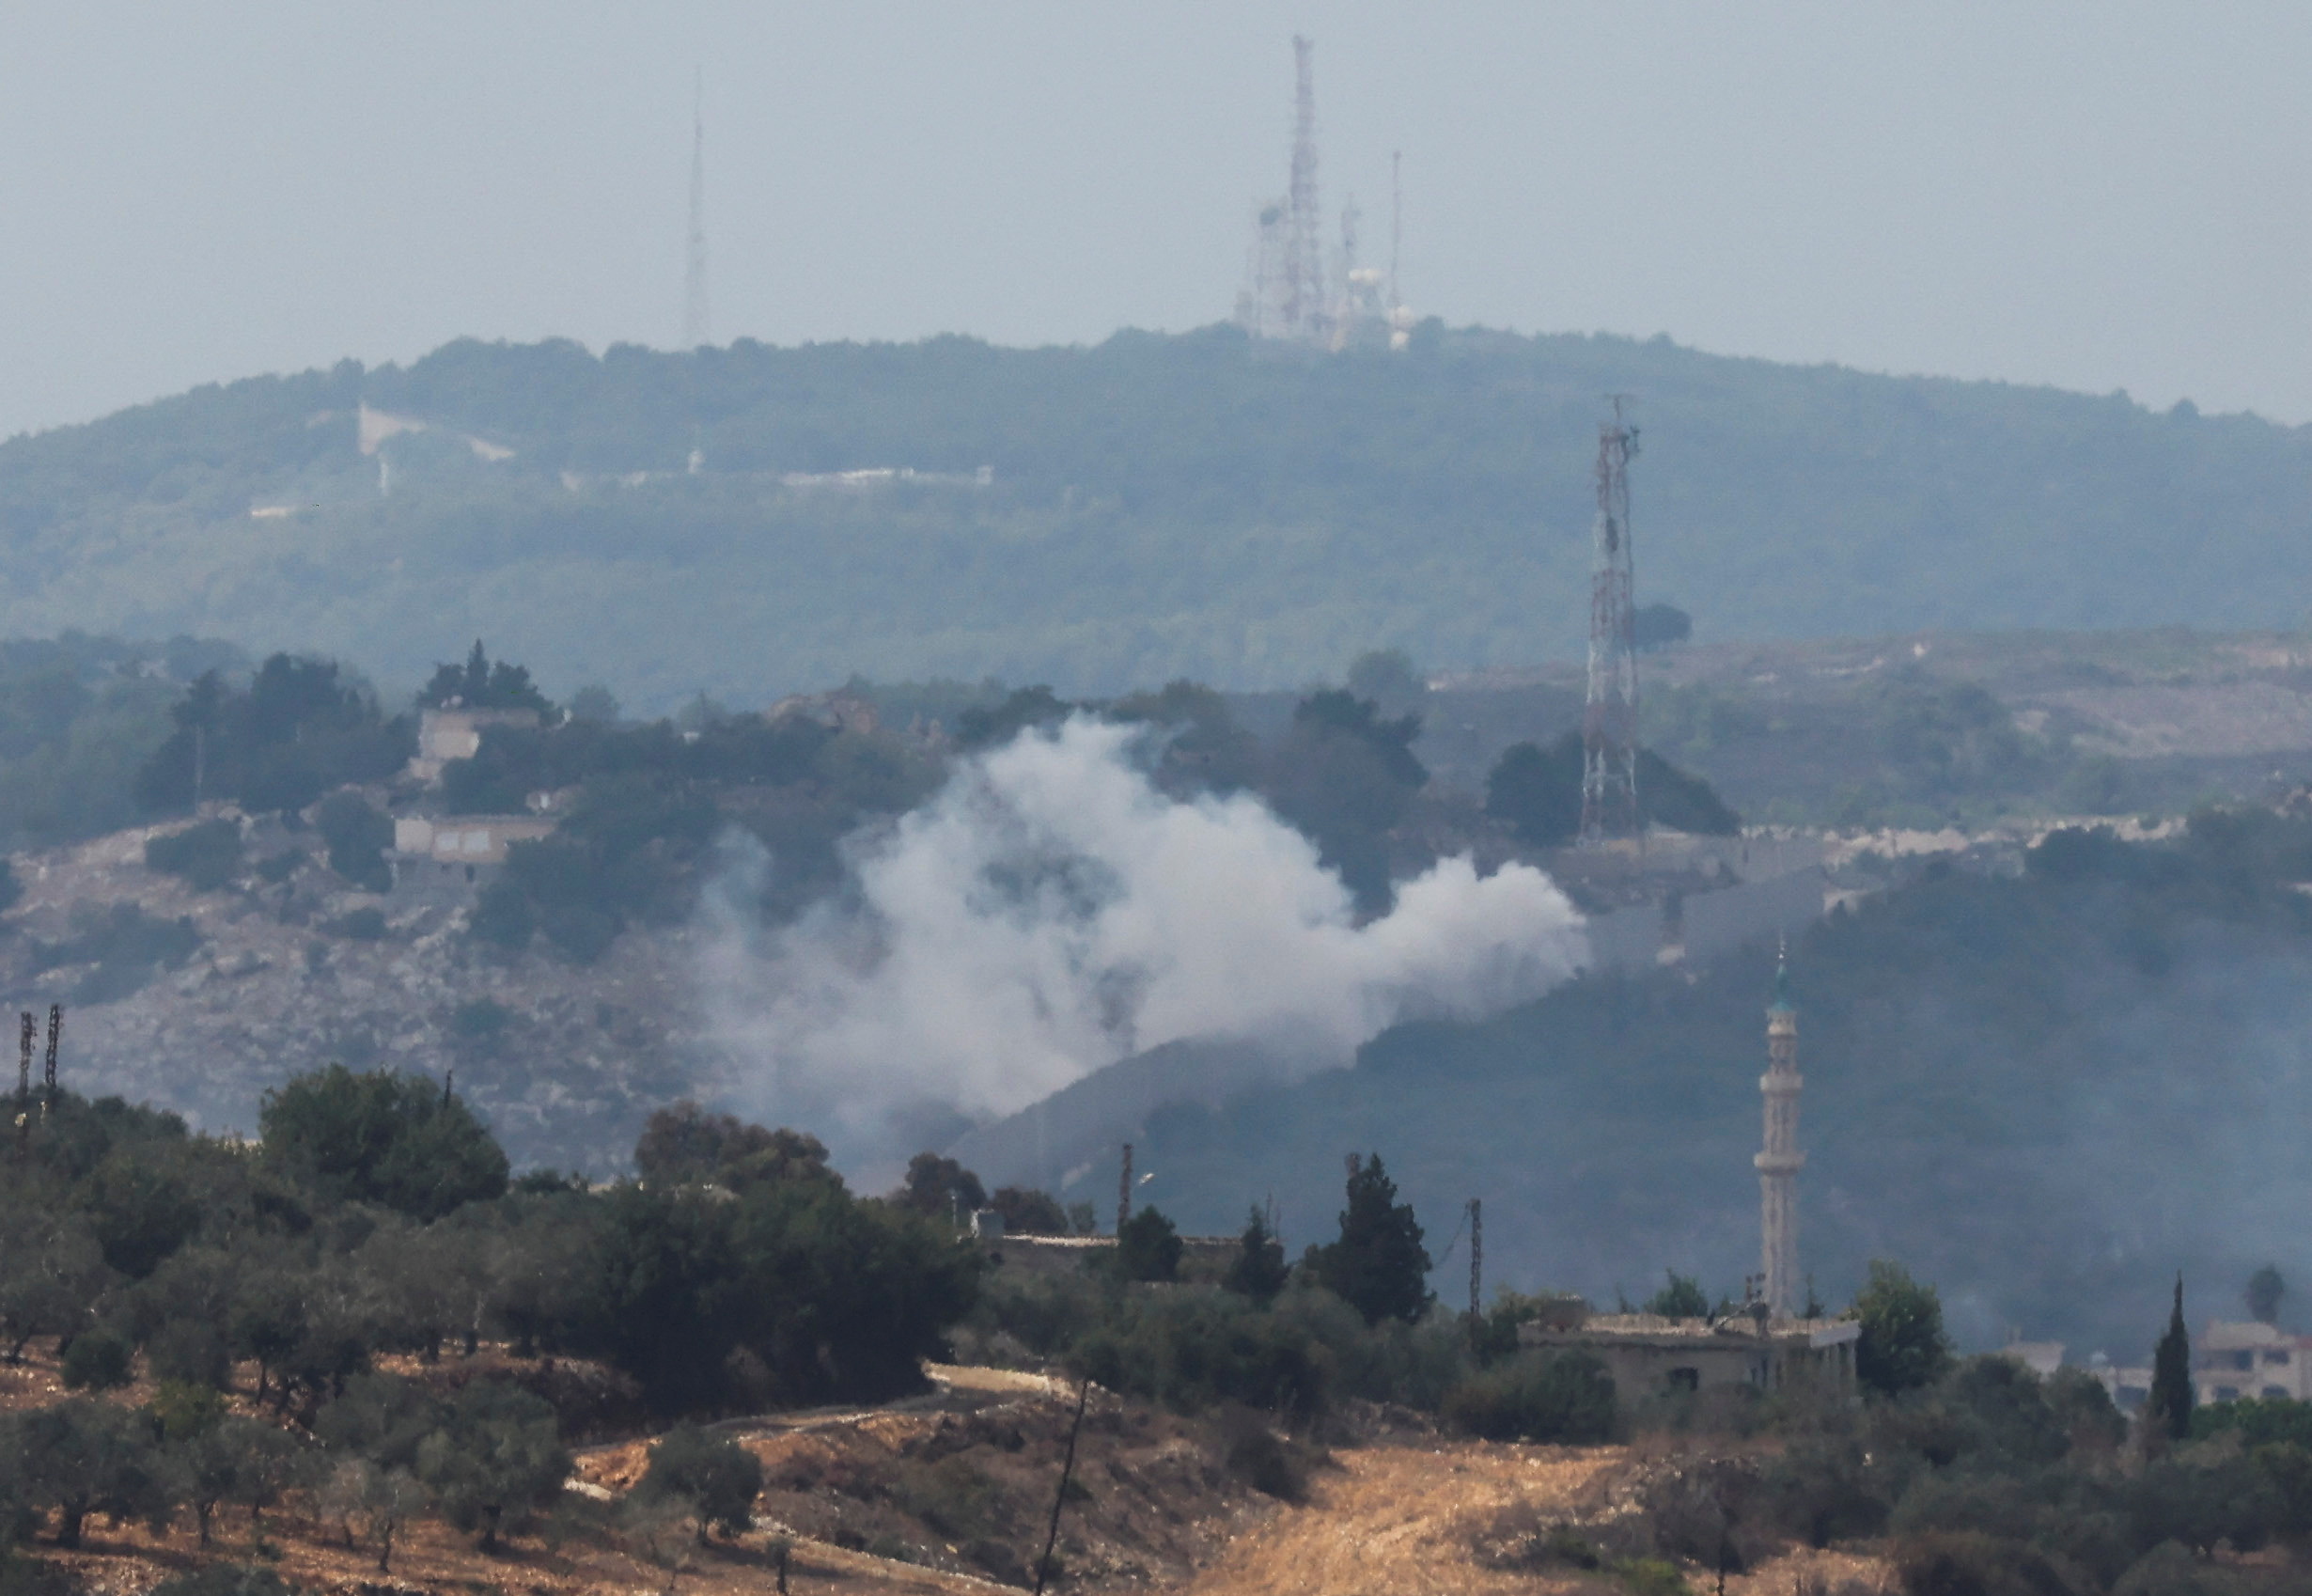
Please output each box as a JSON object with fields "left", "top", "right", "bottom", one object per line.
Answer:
{"left": 1580, "top": 399, "right": 1641, "bottom": 843}
{"left": 1281, "top": 36, "right": 1326, "bottom": 342}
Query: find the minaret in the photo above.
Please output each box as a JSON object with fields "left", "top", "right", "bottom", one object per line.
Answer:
{"left": 1756, "top": 941, "right": 1804, "bottom": 1319}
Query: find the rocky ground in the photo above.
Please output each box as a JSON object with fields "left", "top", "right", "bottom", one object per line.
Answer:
{"left": 0, "top": 818, "right": 706, "bottom": 1173}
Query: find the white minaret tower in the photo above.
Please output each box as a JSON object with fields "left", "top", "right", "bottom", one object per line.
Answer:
{"left": 1756, "top": 941, "right": 1804, "bottom": 1319}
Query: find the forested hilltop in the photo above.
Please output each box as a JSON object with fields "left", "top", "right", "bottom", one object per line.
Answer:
{"left": 4, "top": 328, "right": 2309, "bottom": 708}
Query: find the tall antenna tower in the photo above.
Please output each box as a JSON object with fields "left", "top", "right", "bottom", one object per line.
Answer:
{"left": 1580, "top": 398, "right": 1641, "bottom": 844}
{"left": 1282, "top": 35, "right": 1325, "bottom": 341}
{"left": 682, "top": 70, "right": 711, "bottom": 350}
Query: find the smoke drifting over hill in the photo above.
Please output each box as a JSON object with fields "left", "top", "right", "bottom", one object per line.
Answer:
{"left": 698, "top": 716, "right": 1587, "bottom": 1170}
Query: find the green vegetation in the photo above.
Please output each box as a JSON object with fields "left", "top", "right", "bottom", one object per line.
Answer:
{"left": 143, "top": 820, "right": 243, "bottom": 892}
{"left": 2150, "top": 1276, "right": 2195, "bottom": 1442}
{"left": 257, "top": 1065, "right": 508, "bottom": 1220}
{"left": 0, "top": 1069, "right": 982, "bottom": 1574}
{"left": 1123, "top": 807, "right": 2312, "bottom": 1359}
{"left": 1307, "top": 1153, "right": 1432, "bottom": 1326}
{"left": 1485, "top": 733, "right": 1740, "bottom": 845}
{"left": 635, "top": 1425, "right": 765, "bottom": 1543}
{"left": 1853, "top": 1261, "right": 1953, "bottom": 1398}
{"left": 7, "top": 330, "right": 2310, "bottom": 709}
{"left": 133, "top": 655, "right": 410, "bottom": 818}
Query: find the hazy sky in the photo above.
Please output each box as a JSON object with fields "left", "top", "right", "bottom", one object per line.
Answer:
{"left": 6, "top": 2, "right": 2310, "bottom": 441}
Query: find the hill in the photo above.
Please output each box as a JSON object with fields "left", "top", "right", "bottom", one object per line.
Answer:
{"left": 5, "top": 328, "right": 2310, "bottom": 709}
{"left": 1111, "top": 811, "right": 2312, "bottom": 1364}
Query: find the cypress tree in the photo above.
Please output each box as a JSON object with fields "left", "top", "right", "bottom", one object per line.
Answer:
{"left": 2149, "top": 1273, "right": 2195, "bottom": 1441}
{"left": 1314, "top": 1153, "right": 1431, "bottom": 1325}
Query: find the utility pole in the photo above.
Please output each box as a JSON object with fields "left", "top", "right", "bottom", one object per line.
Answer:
{"left": 1467, "top": 1197, "right": 1483, "bottom": 1347}
{"left": 682, "top": 69, "right": 711, "bottom": 350}
{"left": 42, "top": 1005, "right": 60, "bottom": 1118}
{"left": 1580, "top": 397, "right": 1641, "bottom": 844}
{"left": 14, "top": 1012, "right": 29, "bottom": 1151}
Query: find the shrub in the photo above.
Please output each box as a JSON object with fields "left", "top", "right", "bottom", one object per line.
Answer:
{"left": 637, "top": 1425, "right": 764, "bottom": 1542}
{"left": 145, "top": 820, "right": 242, "bottom": 891}
{"left": 29, "top": 901, "right": 201, "bottom": 1004}
{"left": 147, "top": 1571, "right": 299, "bottom": 1596}
{"left": 1442, "top": 1352, "right": 1617, "bottom": 1444}
{"left": 325, "top": 907, "right": 387, "bottom": 941}
{"left": 60, "top": 1329, "right": 133, "bottom": 1391}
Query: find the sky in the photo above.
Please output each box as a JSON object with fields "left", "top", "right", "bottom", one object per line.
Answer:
{"left": 5, "top": 2, "right": 2311, "bottom": 441}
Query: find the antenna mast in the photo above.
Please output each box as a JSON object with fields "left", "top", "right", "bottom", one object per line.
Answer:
{"left": 682, "top": 70, "right": 711, "bottom": 350}
{"left": 1282, "top": 35, "right": 1325, "bottom": 342}
{"left": 1580, "top": 398, "right": 1641, "bottom": 844}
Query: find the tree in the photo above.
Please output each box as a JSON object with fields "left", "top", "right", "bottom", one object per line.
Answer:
{"left": 637, "top": 1425, "right": 765, "bottom": 1544}
{"left": 1485, "top": 737, "right": 1584, "bottom": 848}
{"left": 1223, "top": 1207, "right": 1289, "bottom": 1302}
{"left": 633, "top": 1103, "right": 836, "bottom": 1193}
{"left": 2248, "top": 1264, "right": 2287, "bottom": 1325}
{"left": 1632, "top": 603, "right": 1693, "bottom": 651}
{"left": 1852, "top": 1260, "right": 1951, "bottom": 1398}
{"left": 413, "top": 1379, "right": 571, "bottom": 1550}
{"left": 314, "top": 791, "right": 393, "bottom": 891}
{"left": 2150, "top": 1274, "right": 2195, "bottom": 1442}
{"left": 1487, "top": 732, "right": 1739, "bottom": 844}
{"left": 324, "top": 1458, "right": 427, "bottom": 1573}
{"left": 258, "top": 1065, "right": 508, "bottom": 1219}
{"left": 567, "top": 685, "right": 621, "bottom": 724}
{"left": 157, "top": 1384, "right": 306, "bottom": 1548}
{"left": 891, "top": 1151, "right": 985, "bottom": 1222}
{"left": 1312, "top": 1154, "right": 1431, "bottom": 1326}
{"left": 11, "top": 1397, "right": 177, "bottom": 1547}
{"left": 0, "top": 1213, "right": 110, "bottom": 1361}
{"left": 418, "top": 641, "right": 553, "bottom": 714}
{"left": 1115, "top": 1207, "right": 1183, "bottom": 1284}
{"left": 575, "top": 1179, "right": 979, "bottom": 1416}
{"left": 135, "top": 655, "right": 411, "bottom": 817}
{"left": 989, "top": 1185, "right": 1070, "bottom": 1236}
{"left": 1643, "top": 1272, "right": 1711, "bottom": 1321}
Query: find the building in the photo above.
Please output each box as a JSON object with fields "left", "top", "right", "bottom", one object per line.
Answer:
{"left": 1521, "top": 1312, "right": 1859, "bottom": 1399}
{"left": 406, "top": 707, "right": 541, "bottom": 787}
{"left": 387, "top": 813, "right": 556, "bottom": 904}
{"left": 1512, "top": 947, "right": 1856, "bottom": 1402}
{"left": 2091, "top": 1320, "right": 2312, "bottom": 1411}
{"left": 2194, "top": 1321, "right": 2312, "bottom": 1403}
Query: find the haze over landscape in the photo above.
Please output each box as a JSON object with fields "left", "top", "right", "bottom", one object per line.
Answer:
{"left": 5, "top": 10, "right": 2312, "bottom": 1596}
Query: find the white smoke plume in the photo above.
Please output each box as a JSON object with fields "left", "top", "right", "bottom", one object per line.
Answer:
{"left": 697, "top": 715, "right": 1588, "bottom": 1162}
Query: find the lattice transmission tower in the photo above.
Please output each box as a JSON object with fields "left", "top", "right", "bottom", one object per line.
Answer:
{"left": 682, "top": 70, "right": 711, "bottom": 350}
{"left": 1280, "top": 35, "right": 1326, "bottom": 341}
{"left": 1580, "top": 399, "right": 1641, "bottom": 844}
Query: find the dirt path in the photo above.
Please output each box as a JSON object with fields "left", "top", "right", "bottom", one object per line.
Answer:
{"left": 1182, "top": 1440, "right": 1894, "bottom": 1596}
{"left": 1184, "top": 1442, "right": 1627, "bottom": 1596}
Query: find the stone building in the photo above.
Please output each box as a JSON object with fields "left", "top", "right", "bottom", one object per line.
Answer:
{"left": 387, "top": 813, "right": 556, "bottom": 904}
{"left": 1521, "top": 1311, "right": 1859, "bottom": 1398}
